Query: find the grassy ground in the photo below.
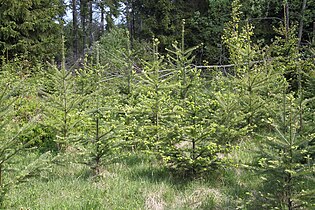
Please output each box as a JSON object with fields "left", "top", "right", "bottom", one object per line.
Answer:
{"left": 5, "top": 142, "right": 259, "bottom": 210}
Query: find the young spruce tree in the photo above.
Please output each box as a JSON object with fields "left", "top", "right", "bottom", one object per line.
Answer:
{"left": 222, "top": 0, "right": 285, "bottom": 131}
{"left": 252, "top": 94, "right": 315, "bottom": 209}
{"left": 80, "top": 46, "right": 123, "bottom": 175}
{"left": 41, "top": 37, "right": 84, "bottom": 152}
{"left": 161, "top": 21, "right": 227, "bottom": 176}
{"left": 0, "top": 65, "right": 50, "bottom": 207}
{"left": 133, "top": 38, "right": 176, "bottom": 151}
{"left": 248, "top": 17, "right": 315, "bottom": 209}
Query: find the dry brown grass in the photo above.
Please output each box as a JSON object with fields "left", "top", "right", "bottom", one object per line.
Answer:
{"left": 172, "top": 187, "right": 223, "bottom": 209}
{"left": 145, "top": 189, "right": 166, "bottom": 210}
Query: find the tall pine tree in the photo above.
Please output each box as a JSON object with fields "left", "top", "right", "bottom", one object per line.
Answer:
{"left": 0, "top": 0, "right": 64, "bottom": 62}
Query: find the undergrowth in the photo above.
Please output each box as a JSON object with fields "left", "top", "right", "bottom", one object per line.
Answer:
{"left": 6, "top": 144, "right": 258, "bottom": 209}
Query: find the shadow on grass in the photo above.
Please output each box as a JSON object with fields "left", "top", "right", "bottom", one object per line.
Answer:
{"left": 115, "top": 153, "right": 194, "bottom": 186}
{"left": 117, "top": 152, "right": 223, "bottom": 189}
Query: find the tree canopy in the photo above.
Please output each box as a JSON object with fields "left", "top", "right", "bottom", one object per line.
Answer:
{"left": 1, "top": 0, "right": 314, "bottom": 64}
{"left": 0, "top": 0, "right": 63, "bottom": 61}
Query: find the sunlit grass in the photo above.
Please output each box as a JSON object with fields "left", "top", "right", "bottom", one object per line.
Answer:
{"left": 6, "top": 147, "right": 262, "bottom": 209}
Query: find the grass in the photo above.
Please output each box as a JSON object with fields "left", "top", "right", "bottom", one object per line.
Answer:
{"left": 4, "top": 142, "right": 260, "bottom": 210}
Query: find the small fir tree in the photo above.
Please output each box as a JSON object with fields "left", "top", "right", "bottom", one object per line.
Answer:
{"left": 160, "top": 22, "right": 229, "bottom": 176}
{"left": 252, "top": 95, "right": 315, "bottom": 209}
{"left": 0, "top": 67, "right": 50, "bottom": 208}
{"left": 79, "top": 53, "right": 123, "bottom": 175}
{"left": 93, "top": 30, "right": 138, "bottom": 152}
{"left": 133, "top": 38, "right": 176, "bottom": 151}
{"left": 222, "top": 0, "right": 286, "bottom": 131}
{"left": 41, "top": 49, "right": 84, "bottom": 152}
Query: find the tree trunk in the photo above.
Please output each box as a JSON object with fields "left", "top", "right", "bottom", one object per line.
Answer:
{"left": 89, "top": 0, "right": 93, "bottom": 48}
{"left": 298, "top": 0, "right": 307, "bottom": 46}
{"left": 72, "top": 0, "right": 79, "bottom": 60}
{"left": 126, "top": 1, "right": 135, "bottom": 48}
{"left": 80, "top": 0, "right": 87, "bottom": 55}
{"left": 100, "top": 4, "right": 105, "bottom": 35}
{"left": 284, "top": 0, "right": 290, "bottom": 41}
